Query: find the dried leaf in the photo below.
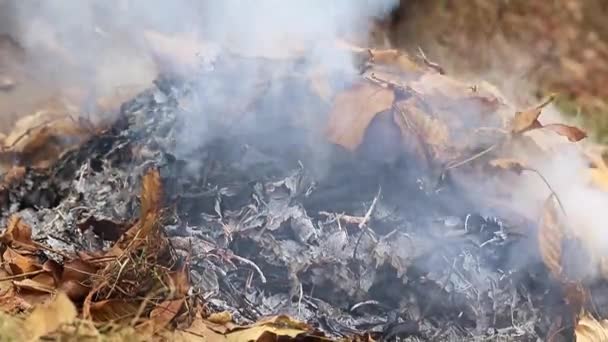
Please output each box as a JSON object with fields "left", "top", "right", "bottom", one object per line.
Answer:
{"left": 88, "top": 299, "right": 141, "bottom": 323}
{"left": 165, "top": 313, "right": 226, "bottom": 342}
{"left": 13, "top": 278, "right": 55, "bottom": 294}
{"left": 150, "top": 298, "right": 185, "bottom": 332}
{"left": 511, "top": 94, "right": 555, "bottom": 134}
{"left": 542, "top": 123, "right": 587, "bottom": 142}
{"left": 538, "top": 195, "right": 565, "bottom": 278}
{"left": 325, "top": 82, "right": 395, "bottom": 151}
{"left": 24, "top": 292, "right": 76, "bottom": 340}
{"left": 489, "top": 158, "right": 528, "bottom": 175}
{"left": 141, "top": 168, "right": 162, "bottom": 223}
{"left": 575, "top": 312, "right": 608, "bottom": 342}
{"left": 226, "top": 315, "right": 317, "bottom": 342}
{"left": 3, "top": 247, "right": 39, "bottom": 275}
{"left": 207, "top": 311, "right": 233, "bottom": 325}
{"left": 0, "top": 215, "right": 37, "bottom": 251}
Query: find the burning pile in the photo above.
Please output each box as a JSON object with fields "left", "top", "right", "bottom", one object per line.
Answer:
{"left": 0, "top": 31, "right": 607, "bottom": 341}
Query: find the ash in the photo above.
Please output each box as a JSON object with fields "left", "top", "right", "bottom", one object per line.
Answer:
{"left": 0, "top": 56, "right": 575, "bottom": 341}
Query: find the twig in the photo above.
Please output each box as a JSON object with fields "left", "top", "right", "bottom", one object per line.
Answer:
{"left": 417, "top": 46, "right": 445, "bottom": 75}
{"left": 526, "top": 168, "right": 567, "bottom": 216}
{"left": 359, "top": 186, "right": 382, "bottom": 229}
{"left": 0, "top": 269, "right": 45, "bottom": 281}
{"left": 445, "top": 144, "right": 497, "bottom": 172}
{"left": 231, "top": 253, "right": 266, "bottom": 284}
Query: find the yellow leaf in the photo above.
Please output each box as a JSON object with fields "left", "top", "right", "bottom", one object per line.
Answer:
{"left": 575, "top": 312, "right": 608, "bottom": 342}
{"left": 325, "top": 82, "right": 395, "bottom": 151}
{"left": 538, "top": 195, "right": 564, "bottom": 278}
{"left": 24, "top": 292, "right": 77, "bottom": 340}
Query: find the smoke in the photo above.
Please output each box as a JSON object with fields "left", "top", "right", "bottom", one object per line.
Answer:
{"left": 0, "top": 0, "right": 399, "bottom": 172}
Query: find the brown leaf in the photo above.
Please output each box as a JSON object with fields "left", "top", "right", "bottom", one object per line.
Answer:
{"left": 165, "top": 313, "right": 226, "bottom": 342}
{"left": 325, "top": 82, "right": 395, "bottom": 151}
{"left": 58, "top": 258, "right": 98, "bottom": 301}
{"left": 141, "top": 168, "right": 162, "bottom": 224}
{"left": 150, "top": 298, "right": 185, "bottom": 332}
{"left": 88, "top": 299, "right": 141, "bottom": 323}
{"left": 0, "top": 215, "right": 37, "bottom": 251}
{"left": 226, "top": 315, "right": 317, "bottom": 342}
{"left": 511, "top": 94, "right": 555, "bottom": 134}
{"left": 538, "top": 195, "right": 565, "bottom": 278}
{"left": 489, "top": 158, "right": 528, "bottom": 175}
{"left": 3, "top": 247, "right": 40, "bottom": 275}
{"left": 575, "top": 312, "right": 608, "bottom": 342}
{"left": 542, "top": 124, "right": 587, "bottom": 142}
{"left": 13, "top": 278, "right": 55, "bottom": 294}
{"left": 24, "top": 292, "right": 77, "bottom": 340}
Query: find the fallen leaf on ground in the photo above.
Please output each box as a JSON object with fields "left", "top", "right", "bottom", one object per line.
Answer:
{"left": 325, "top": 82, "right": 395, "bottom": 151}
{"left": 207, "top": 311, "right": 233, "bottom": 325}
{"left": 538, "top": 195, "right": 565, "bottom": 278}
{"left": 0, "top": 215, "right": 37, "bottom": 251}
{"left": 24, "top": 292, "right": 76, "bottom": 340}
{"left": 87, "top": 299, "right": 142, "bottom": 323}
{"left": 3, "top": 247, "right": 39, "bottom": 275}
{"left": 12, "top": 278, "right": 56, "bottom": 294}
{"left": 150, "top": 298, "right": 185, "bottom": 332}
{"left": 542, "top": 123, "right": 587, "bottom": 142}
{"left": 225, "top": 315, "right": 322, "bottom": 342}
{"left": 575, "top": 312, "right": 608, "bottom": 342}
{"left": 510, "top": 94, "right": 555, "bottom": 134}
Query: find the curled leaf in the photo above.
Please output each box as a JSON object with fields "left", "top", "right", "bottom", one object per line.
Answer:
{"left": 511, "top": 94, "right": 555, "bottom": 134}
{"left": 325, "top": 82, "right": 395, "bottom": 151}
{"left": 575, "top": 312, "right": 608, "bottom": 342}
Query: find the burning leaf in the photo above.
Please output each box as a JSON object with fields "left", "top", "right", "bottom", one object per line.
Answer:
{"left": 538, "top": 195, "right": 565, "bottom": 278}
{"left": 325, "top": 82, "right": 395, "bottom": 151}
{"left": 489, "top": 158, "right": 528, "bottom": 175}
{"left": 575, "top": 312, "right": 608, "bottom": 342}
{"left": 542, "top": 123, "right": 587, "bottom": 142}
{"left": 24, "top": 292, "right": 77, "bottom": 340}
{"left": 510, "top": 94, "right": 555, "bottom": 134}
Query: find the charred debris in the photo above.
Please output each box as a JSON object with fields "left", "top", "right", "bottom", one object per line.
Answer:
{"left": 0, "top": 43, "right": 602, "bottom": 341}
